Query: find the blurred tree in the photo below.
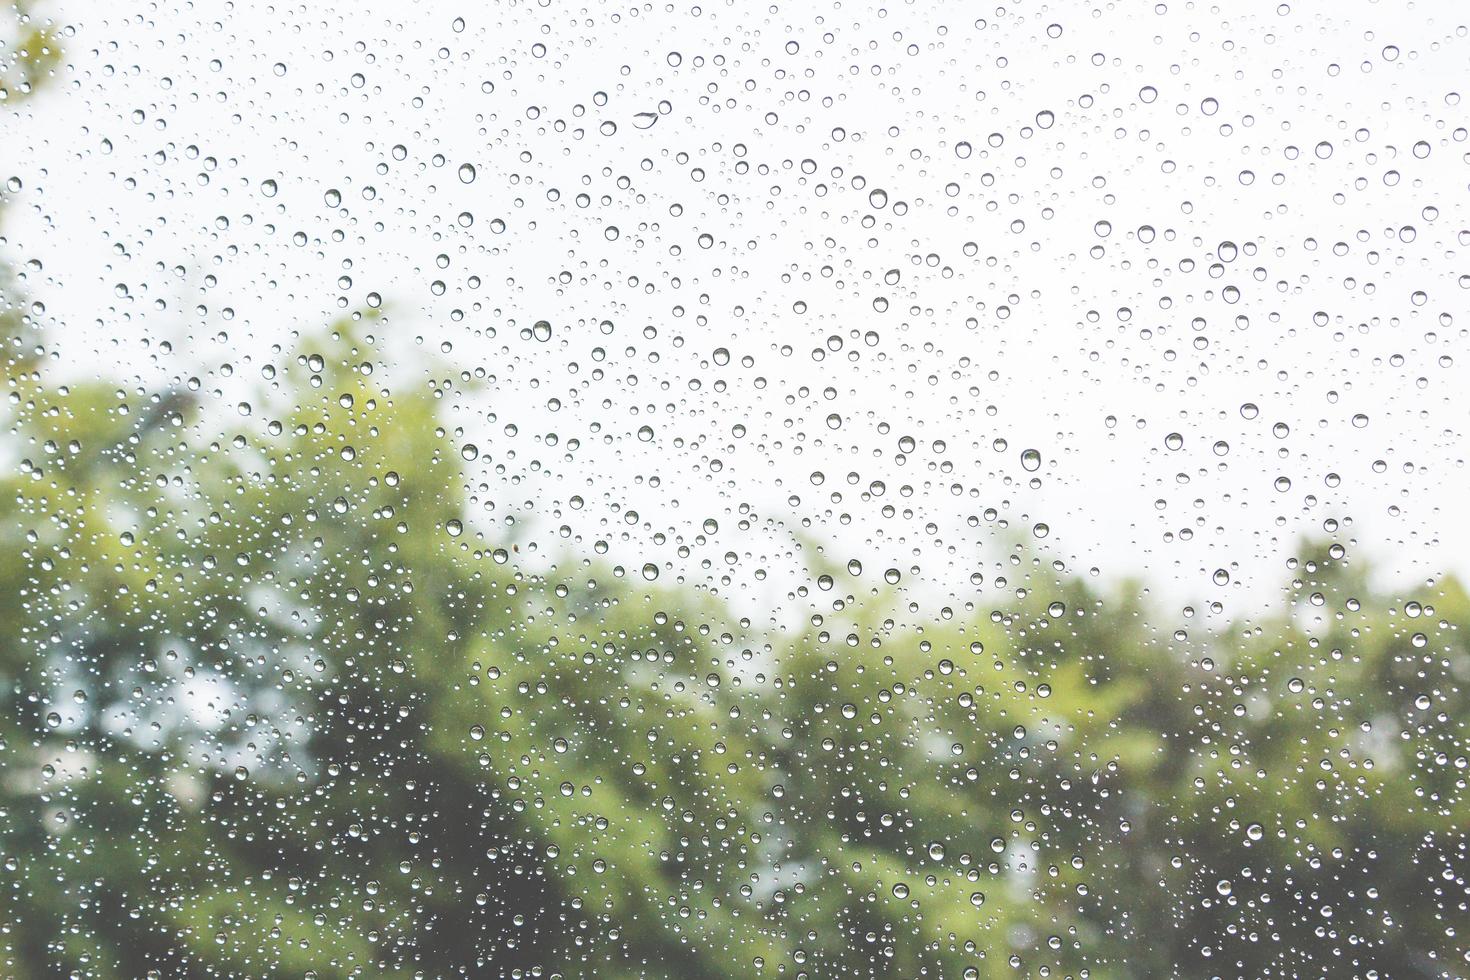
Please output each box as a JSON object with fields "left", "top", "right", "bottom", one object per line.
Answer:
{"left": 2, "top": 308, "right": 1465, "bottom": 978}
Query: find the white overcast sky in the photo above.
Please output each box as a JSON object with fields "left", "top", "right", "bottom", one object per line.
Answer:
{"left": 4, "top": 0, "right": 1468, "bottom": 618}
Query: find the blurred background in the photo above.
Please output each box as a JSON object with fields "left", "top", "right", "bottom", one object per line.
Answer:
{"left": 2, "top": 1, "right": 1468, "bottom": 977}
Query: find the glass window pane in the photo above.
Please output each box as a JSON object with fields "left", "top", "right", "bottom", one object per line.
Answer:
{"left": 2, "top": 2, "right": 1466, "bottom": 977}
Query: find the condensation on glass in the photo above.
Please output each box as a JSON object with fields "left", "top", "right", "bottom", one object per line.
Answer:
{"left": 1, "top": 1, "right": 1467, "bottom": 977}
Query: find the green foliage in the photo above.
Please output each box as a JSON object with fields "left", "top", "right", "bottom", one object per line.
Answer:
{"left": 0, "top": 318, "right": 1466, "bottom": 978}
{"left": 0, "top": 2, "right": 59, "bottom": 105}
